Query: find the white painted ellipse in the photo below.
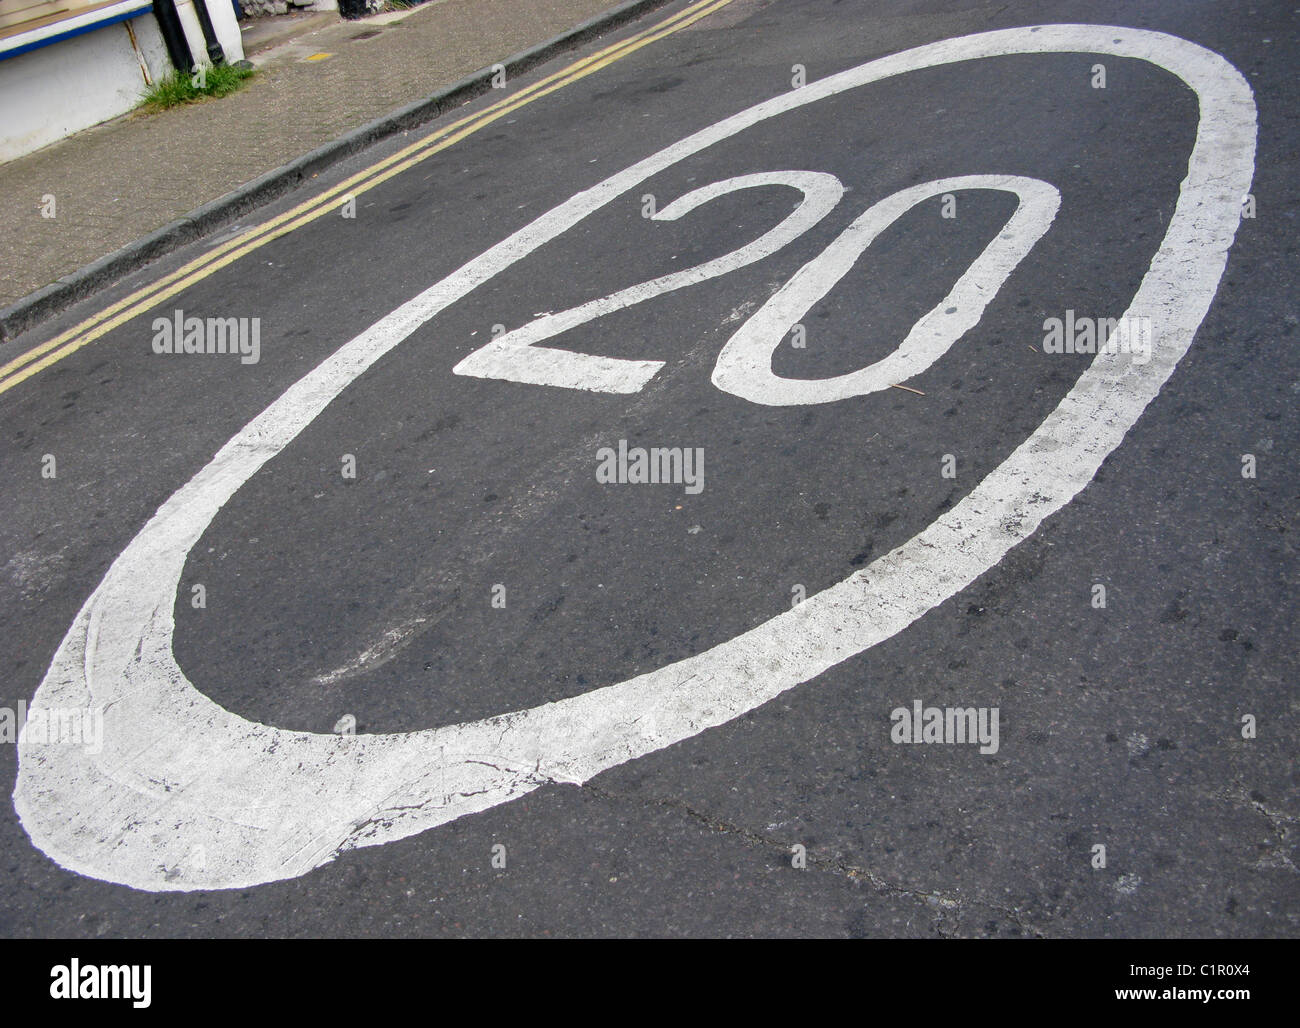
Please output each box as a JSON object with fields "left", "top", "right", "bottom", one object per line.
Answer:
{"left": 14, "top": 25, "right": 1256, "bottom": 891}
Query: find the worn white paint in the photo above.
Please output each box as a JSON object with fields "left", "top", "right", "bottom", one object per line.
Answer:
{"left": 712, "top": 175, "right": 1060, "bottom": 404}
{"left": 453, "top": 170, "right": 844, "bottom": 392}
{"left": 14, "top": 26, "right": 1255, "bottom": 891}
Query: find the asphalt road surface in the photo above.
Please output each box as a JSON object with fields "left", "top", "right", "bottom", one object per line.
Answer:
{"left": 1, "top": 0, "right": 1296, "bottom": 937}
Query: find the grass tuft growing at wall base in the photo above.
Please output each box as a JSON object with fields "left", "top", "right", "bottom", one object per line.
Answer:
{"left": 140, "top": 64, "right": 255, "bottom": 112}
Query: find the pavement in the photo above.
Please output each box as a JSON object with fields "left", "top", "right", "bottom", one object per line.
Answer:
{"left": 0, "top": 0, "right": 634, "bottom": 310}
{"left": 0, "top": 0, "right": 1296, "bottom": 939}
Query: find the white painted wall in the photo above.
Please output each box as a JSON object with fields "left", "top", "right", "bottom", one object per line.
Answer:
{"left": 0, "top": 1, "right": 247, "bottom": 164}
{"left": 0, "top": 17, "right": 171, "bottom": 163}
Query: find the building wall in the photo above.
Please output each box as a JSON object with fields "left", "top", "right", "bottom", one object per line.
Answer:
{"left": 0, "top": 15, "right": 170, "bottom": 162}
{"left": 0, "top": 3, "right": 246, "bottom": 164}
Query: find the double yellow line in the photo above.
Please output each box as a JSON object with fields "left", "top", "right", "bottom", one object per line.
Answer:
{"left": 0, "top": 0, "right": 735, "bottom": 399}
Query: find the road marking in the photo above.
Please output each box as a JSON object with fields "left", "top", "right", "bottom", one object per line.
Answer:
{"left": 456, "top": 172, "right": 1059, "bottom": 399}
{"left": 454, "top": 172, "right": 1058, "bottom": 399}
{"left": 14, "top": 25, "right": 1255, "bottom": 891}
{"left": 712, "top": 175, "right": 1060, "bottom": 404}
{"left": 453, "top": 170, "right": 845, "bottom": 392}
{"left": 0, "top": 0, "right": 737, "bottom": 398}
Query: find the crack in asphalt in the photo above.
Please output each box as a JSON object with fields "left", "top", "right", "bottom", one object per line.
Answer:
{"left": 1229, "top": 783, "right": 1300, "bottom": 875}
{"left": 581, "top": 781, "right": 1047, "bottom": 937}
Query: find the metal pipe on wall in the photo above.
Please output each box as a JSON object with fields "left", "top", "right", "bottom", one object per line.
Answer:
{"left": 153, "top": 0, "right": 195, "bottom": 73}
{"left": 191, "top": 0, "right": 227, "bottom": 66}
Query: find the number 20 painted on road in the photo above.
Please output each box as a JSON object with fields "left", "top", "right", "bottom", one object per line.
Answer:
{"left": 452, "top": 172, "right": 1060, "bottom": 404}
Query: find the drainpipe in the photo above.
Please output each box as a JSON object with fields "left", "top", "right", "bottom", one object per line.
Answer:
{"left": 191, "top": 0, "right": 227, "bottom": 66}
{"left": 153, "top": 0, "right": 194, "bottom": 73}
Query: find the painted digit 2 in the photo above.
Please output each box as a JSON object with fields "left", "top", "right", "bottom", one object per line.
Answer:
{"left": 15, "top": 26, "right": 1254, "bottom": 891}
{"left": 454, "top": 173, "right": 1061, "bottom": 404}
{"left": 452, "top": 171, "right": 844, "bottom": 393}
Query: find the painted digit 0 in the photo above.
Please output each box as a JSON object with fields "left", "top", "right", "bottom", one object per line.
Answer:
{"left": 712, "top": 175, "right": 1061, "bottom": 404}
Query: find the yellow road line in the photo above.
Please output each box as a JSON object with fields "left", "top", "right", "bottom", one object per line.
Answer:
{"left": 0, "top": 0, "right": 734, "bottom": 398}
